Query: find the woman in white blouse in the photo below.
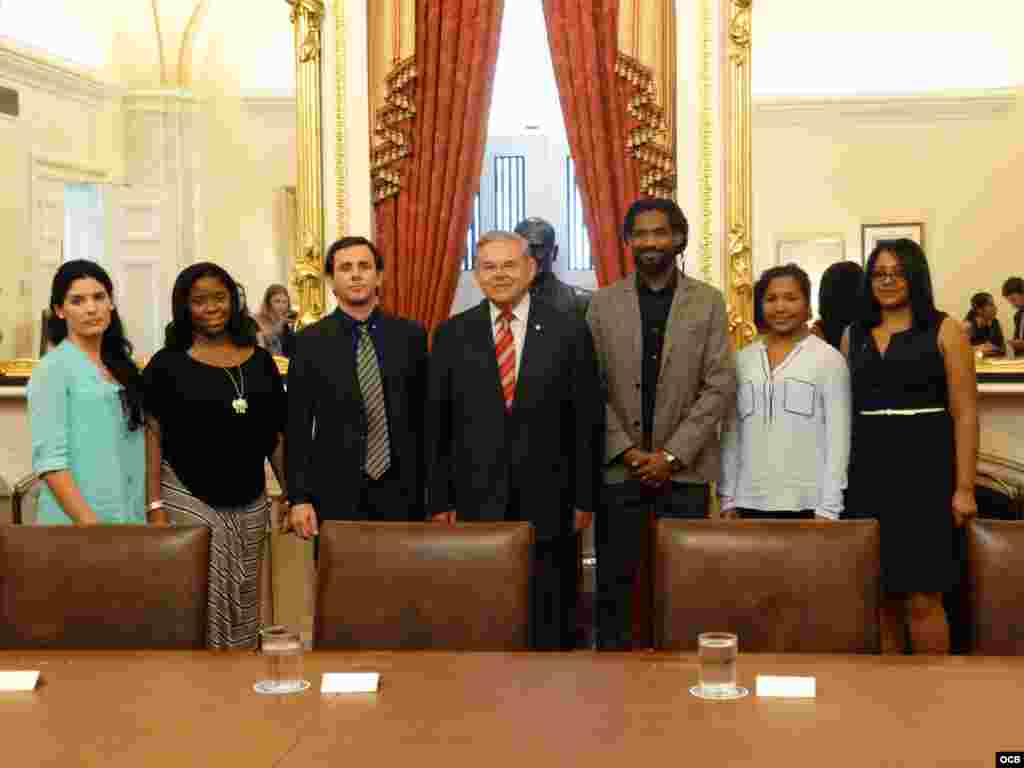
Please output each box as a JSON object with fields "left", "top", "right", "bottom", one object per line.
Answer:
{"left": 720, "top": 264, "right": 851, "bottom": 520}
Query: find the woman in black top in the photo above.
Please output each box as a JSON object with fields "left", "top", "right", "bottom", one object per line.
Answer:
{"left": 963, "top": 292, "right": 1005, "bottom": 357}
{"left": 843, "top": 239, "right": 977, "bottom": 654}
{"left": 144, "top": 263, "right": 287, "bottom": 649}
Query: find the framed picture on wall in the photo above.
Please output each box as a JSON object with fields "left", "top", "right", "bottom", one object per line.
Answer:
{"left": 775, "top": 234, "right": 848, "bottom": 318}
{"left": 861, "top": 222, "right": 925, "bottom": 263}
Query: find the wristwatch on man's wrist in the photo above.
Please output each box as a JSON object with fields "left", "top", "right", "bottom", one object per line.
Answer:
{"left": 662, "top": 450, "right": 682, "bottom": 472}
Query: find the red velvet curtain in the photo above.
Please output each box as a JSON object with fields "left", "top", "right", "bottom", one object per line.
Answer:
{"left": 543, "top": 0, "right": 639, "bottom": 287}
{"left": 376, "top": 0, "right": 504, "bottom": 331}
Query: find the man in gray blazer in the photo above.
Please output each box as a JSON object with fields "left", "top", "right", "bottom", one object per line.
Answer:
{"left": 586, "top": 198, "right": 736, "bottom": 650}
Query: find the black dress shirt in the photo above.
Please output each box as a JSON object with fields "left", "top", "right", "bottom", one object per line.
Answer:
{"left": 636, "top": 269, "right": 678, "bottom": 449}
{"left": 1013, "top": 309, "right": 1024, "bottom": 341}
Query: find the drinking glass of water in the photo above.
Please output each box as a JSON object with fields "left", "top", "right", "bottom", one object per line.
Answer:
{"left": 689, "top": 632, "right": 748, "bottom": 700}
{"left": 254, "top": 626, "right": 310, "bottom": 695}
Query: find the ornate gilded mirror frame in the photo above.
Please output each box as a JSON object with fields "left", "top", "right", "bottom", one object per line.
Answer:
{"left": 287, "top": 0, "right": 327, "bottom": 330}
{"left": 722, "top": 0, "right": 755, "bottom": 349}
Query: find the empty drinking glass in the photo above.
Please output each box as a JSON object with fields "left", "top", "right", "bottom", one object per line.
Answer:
{"left": 254, "top": 625, "right": 310, "bottom": 695}
{"left": 689, "top": 632, "right": 748, "bottom": 700}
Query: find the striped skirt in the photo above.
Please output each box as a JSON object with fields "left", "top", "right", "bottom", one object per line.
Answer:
{"left": 161, "top": 462, "right": 270, "bottom": 650}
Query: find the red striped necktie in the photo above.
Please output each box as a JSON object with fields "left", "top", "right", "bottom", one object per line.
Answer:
{"left": 495, "top": 309, "right": 516, "bottom": 411}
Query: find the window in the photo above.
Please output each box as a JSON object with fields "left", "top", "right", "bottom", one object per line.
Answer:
{"left": 564, "top": 156, "right": 592, "bottom": 270}
{"left": 493, "top": 155, "right": 526, "bottom": 231}
{"left": 463, "top": 192, "right": 483, "bottom": 271}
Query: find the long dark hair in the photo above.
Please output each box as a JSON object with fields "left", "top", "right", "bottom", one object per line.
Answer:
{"left": 47, "top": 260, "right": 144, "bottom": 431}
{"left": 860, "top": 239, "right": 940, "bottom": 332}
{"left": 166, "top": 262, "right": 259, "bottom": 352}
{"left": 818, "top": 261, "right": 864, "bottom": 349}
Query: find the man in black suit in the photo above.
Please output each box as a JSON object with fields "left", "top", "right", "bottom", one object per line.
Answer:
{"left": 287, "top": 236, "right": 427, "bottom": 537}
{"left": 427, "top": 230, "right": 601, "bottom": 650}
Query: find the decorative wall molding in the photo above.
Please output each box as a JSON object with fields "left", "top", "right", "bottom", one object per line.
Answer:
{"left": 242, "top": 90, "right": 297, "bottom": 114}
{"left": 31, "top": 153, "right": 110, "bottom": 183}
{"left": 754, "top": 88, "right": 1018, "bottom": 125}
{"left": 0, "top": 38, "right": 118, "bottom": 106}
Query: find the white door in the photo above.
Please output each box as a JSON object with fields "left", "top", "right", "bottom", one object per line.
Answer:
{"left": 31, "top": 177, "right": 64, "bottom": 357}
{"left": 104, "top": 184, "right": 167, "bottom": 359}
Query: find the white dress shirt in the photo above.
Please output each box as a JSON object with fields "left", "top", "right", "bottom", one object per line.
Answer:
{"left": 719, "top": 334, "right": 851, "bottom": 519}
{"left": 489, "top": 292, "right": 530, "bottom": 381}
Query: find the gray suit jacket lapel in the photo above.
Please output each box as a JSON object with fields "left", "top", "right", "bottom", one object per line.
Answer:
{"left": 659, "top": 271, "right": 691, "bottom": 384}
{"left": 619, "top": 278, "right": 643, "bottom": 374}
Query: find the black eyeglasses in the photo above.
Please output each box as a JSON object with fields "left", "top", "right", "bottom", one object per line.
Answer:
{"left": 870, "top": 270, "right": 907, "bottom": 284}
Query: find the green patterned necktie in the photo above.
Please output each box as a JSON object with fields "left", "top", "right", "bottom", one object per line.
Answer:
{"left": 356, "top": 324, "right": 391, "bottom": 479}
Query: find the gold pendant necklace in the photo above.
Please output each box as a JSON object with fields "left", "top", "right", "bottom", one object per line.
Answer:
{"left": 224, "top": 365, "right": 248, "bottom": 415}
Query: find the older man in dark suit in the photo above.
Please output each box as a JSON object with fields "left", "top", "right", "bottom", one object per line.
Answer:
{"left": 427, "top": 230, "right": 601, "bottom": 650}
{"left": 587, "top": 198, "right": 736, "bottom": 650}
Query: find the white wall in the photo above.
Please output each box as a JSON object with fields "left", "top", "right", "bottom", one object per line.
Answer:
{"left": 753, "top": 89, "right": 1024, "bottom": 321}
{"left": 0, "top": 39, "right": 121, "bottom": 358}
{"left": 753, "top": 0, "right": 1024, "bottom": 96}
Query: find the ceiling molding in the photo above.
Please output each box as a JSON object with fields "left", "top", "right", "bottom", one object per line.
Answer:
{"left": 0, "top": 37, "right": 120, "bottom": 106}
{"left": 754, "top": 88, "right": 1018, "bottom": 125}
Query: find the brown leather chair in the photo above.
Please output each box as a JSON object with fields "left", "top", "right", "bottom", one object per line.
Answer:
{"left": 0, "top": 524, "right": 210, "bottom": 649}
{"left": 315, "top": 521, "right": 532, "bottom": 650}
{"left": 968, "top": 519, "right": 1024, "bottom": 655}
{"left": 654, "top": 520, "right": 881, "bottom": 653}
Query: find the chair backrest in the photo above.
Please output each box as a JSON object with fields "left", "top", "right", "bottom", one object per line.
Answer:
{"left": 654, "top": 519, "right": 881, "bottom": 653}
{"left": 315, "top": 521, "right": 532, "bottom": 650}
{"left": 968, "top": 519, "right": 1024, "bottom": 655}
{"left": 10, "top": 474, "right": 41, "bottom": 525}
{"left": 0, "top": 524, "right": 210, "bottom": 649}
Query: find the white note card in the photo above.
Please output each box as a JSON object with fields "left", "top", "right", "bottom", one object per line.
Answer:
{"left": 321, "top": 672, "right": 380, "bottom": 694}
{"left": 755, "top": 675, "right": 816, "bottom": 698}
{"left": 0, "top": 671, "right": 40, "bottom": 691}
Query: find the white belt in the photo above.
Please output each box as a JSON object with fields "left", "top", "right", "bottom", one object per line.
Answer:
{"left": 859, "top": 407, "right": 946, "bottom": 416}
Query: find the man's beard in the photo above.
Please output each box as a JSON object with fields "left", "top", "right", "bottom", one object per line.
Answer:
{"left": 635, "top": 247, "right": 677, "bottom": 276}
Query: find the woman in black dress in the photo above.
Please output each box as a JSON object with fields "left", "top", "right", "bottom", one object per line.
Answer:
{"left": 843, "top": 239, "right": 977, "bottom": 654}
{"left": 144, "top": 263, "right": 288, "bottom": 649}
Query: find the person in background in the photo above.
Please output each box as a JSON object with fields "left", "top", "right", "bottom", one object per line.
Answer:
{"left": 843, "top": 239, "right": 977, "bottom": 654}
{"left": 514, "top": 217, "right": 592, "bottom": 319}
{"left": 255, "top": 284, "right": 296, "bottom": 358}
{"left": 962, "top": 292, "right": 1005, "bottom": 357}
{"left": 1001, "top": 277, "right": 1024, "bottom": 355}
{"left": 810, "top": 261, "right": 864, "bottom": 351}
{"left": 287, "top": 237, "right": 428, "bottom": 540}
{"left": 144, "top": 263, "right": 287, "bottom": 649}
{"left": 586, "top": 198, "right": 735, "bottom": 651}
{"left": 427, "top": 231, "right": 600, "bottom": 650}
{"left": 720, "top": 264, "right": 851, "bottom": 520}
{"left": 28, "top": 260, "right": 151, "bottom": 525}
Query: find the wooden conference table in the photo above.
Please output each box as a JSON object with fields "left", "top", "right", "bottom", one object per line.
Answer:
{"left": 1, "top": 650, "right": 1020, "bottom": 767}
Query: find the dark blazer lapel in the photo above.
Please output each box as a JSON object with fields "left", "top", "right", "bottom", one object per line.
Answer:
{"left": 374, "top": 312, "right": 403, "bottom": 393}
{"left": 323, "top": 309, "right": 355, "bottom": 383}
{"left": 512, "top": 300, "right": 550, "bottom": 413}
{"left": 472, "top": 301, "right": 507, "bottom": 412}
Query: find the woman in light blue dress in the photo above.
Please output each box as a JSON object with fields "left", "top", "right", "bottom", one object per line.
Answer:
{"left": 27, "top": 260, "right": 150, "bottom": 525}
